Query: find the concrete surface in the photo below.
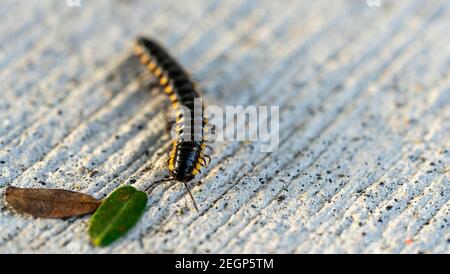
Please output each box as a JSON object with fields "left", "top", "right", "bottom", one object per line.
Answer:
{"left": 0, "top": 0, "right": 449, "bottom": 253}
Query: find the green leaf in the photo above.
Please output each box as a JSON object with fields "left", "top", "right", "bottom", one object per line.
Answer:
{"left": 89, "top": 186, "right": 147, "bottom": 247}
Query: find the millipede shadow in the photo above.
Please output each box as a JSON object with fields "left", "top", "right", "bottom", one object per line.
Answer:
{"left": 103, "top": 53, "right": 150, "bottom": 95}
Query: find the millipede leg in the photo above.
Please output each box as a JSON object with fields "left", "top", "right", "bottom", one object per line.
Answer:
{"left": 199, "top": 158, "right": 207, "bottom": 166}
{"left": 166, "top": 119, "right": 176, "bottom": 133}
{"left": 145, "top": 176, "right": 174, "bottom": 192}
{"left": 184, "top": 182, "right": 199, "bottom": 212}
{"left": 205, "top": 145, "right": 213, "bottom": 150}
{"left": 203, "top": 155, "right": 211, "bottom": 165}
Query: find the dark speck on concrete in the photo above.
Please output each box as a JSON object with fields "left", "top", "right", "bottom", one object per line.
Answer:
{"left": 277, "top": 195, "right": 286, "bottom": 203}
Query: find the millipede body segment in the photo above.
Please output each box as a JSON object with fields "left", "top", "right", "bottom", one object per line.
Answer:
{"left": 134, "top": 37, "right": 208, "bottom": 210}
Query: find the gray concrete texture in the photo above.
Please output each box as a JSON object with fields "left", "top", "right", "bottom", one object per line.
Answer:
{"left": 0, "top": 0, "right": 449, "bottom": 253}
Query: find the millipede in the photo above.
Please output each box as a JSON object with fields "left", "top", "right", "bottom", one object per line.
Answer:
{"left": 134, "top": 36, "right": 210, "bottom": 211}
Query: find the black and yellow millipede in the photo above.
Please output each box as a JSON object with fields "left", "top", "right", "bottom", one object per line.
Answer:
{"left": 134, "top": 36, "right": 210, "bottom": 211}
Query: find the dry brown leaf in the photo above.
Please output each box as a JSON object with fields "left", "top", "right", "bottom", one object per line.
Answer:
{"left": 5, "top": 186, "right": 101, "bottom": 219}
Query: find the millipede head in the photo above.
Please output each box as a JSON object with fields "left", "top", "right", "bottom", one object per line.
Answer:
{"left": 136, "top": 36, "right": 163, "bottom": 51}
{"left": 170, "top": 169, "right": 195, "bottom": 182}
